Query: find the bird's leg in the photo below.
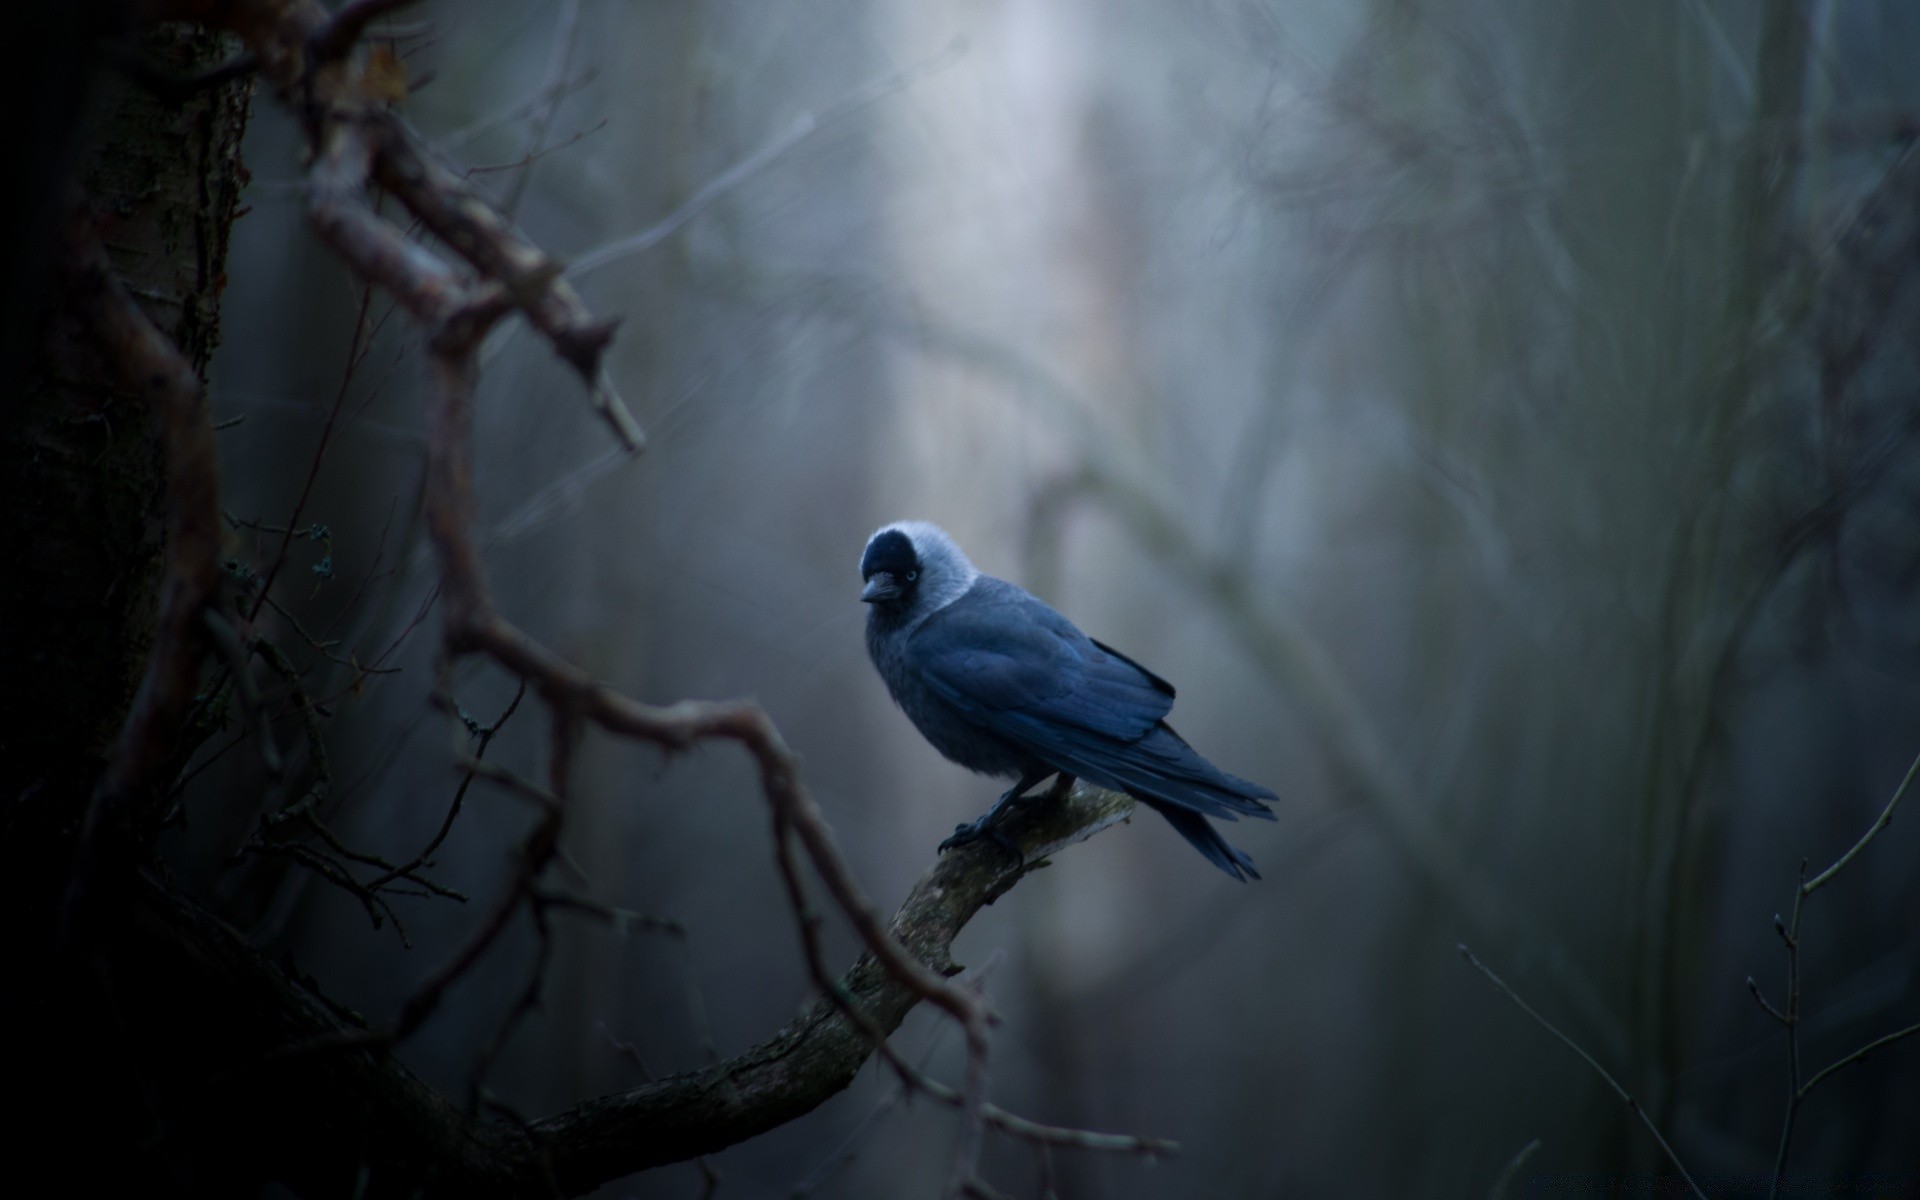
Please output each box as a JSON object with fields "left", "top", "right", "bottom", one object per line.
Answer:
{"left": 939, "top": 769, "right": 1054, "bottom": 858}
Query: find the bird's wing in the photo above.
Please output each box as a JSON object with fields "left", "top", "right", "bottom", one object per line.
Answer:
{"left": 911, "top": 581, "right": 1173, "bottom": 742}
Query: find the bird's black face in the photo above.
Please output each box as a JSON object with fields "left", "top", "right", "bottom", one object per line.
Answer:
{"left": 860, "top": 529, "right": 920, "bottom": 609}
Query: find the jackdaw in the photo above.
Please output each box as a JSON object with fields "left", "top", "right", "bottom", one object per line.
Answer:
{"left": 860, "top": 520, "right": 1275, "bottom": 880}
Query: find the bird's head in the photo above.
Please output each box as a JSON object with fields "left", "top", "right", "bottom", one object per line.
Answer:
{"left": 860, "top": 521, "right": 978, "bottom": 619}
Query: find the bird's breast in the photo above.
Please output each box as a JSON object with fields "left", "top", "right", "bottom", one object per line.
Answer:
{"left": 867, "top": 617, "right": 1032, "bottom": 779}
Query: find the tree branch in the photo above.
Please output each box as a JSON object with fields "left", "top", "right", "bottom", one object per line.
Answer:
{"left": 1459, "top": 945, "right": 1706, "bottom": 1200}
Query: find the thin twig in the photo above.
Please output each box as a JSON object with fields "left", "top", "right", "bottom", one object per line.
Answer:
{"left": 1766, "top": 868, "right": 1807, "bottom": 1200}
{"left": 530, "top": 888, "right": 683, "bottom": 937}
{"left": 364, "top": 680, "right": 525, "bottom": 891}
{"left": 1487, "top": 1137, "right": 1541, "bottom": 1200}
{"left": 466, "top": 118, "right": 607, "bottom": 178}
{"left": 203, "top": 608, "right": 284, "bottom": 780}
{"left": 1801, "top": 746, "right": 1919, "bottom": 897}
{"left": 439, "top": 69, "right": 600, "bottom": 150}
{"left": 245, "top": 281, "right": 375, "bottom": 623}
{"left": 391, "top": 701, "right": 565, "bottom": 1042}
{"left": 467, "top": 903, "right": 552, "bottom": 1113}
{"left": 496, "top": 0, "right": 584, "bottom": 219}
{"left": 1798, "top": 1019, "right": 1920, "bottom": 1098}
{"left": 562, "top": 37, "right": 968, "bottom": 282}
{"left": 1458, "top": 945, "right": 1706, "bottom": 1200}
{"left": 595, "top": 1020, "right": 651, "bottom": 1081}
{"left": 1747, "top": 976, "right": 1789, "bottom": 1026}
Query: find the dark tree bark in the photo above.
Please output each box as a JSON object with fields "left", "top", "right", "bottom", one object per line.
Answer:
{"left": 2, "top": 20, "right": 250, "bottom": 843}
{"left": 6, "top": 21, "right": 254, "bottom": 1196}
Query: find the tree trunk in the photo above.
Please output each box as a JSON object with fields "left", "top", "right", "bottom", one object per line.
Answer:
{"left": 5, "top": 20, "right": 253, "bottom": 1194}
{"left": 2, "top": 21, "right": 249, "bottom": 843}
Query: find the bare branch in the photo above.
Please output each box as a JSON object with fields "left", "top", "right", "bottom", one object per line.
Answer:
{"left": 563, "top": 36, "right": 968, "bottom": 282}
{"left": 242, "top": 282, "right": 376, "bottom": 624}
{"left": 1801, "top": 746, "right": 1919, "bottom": 897}
{"left": 1764, "top": 748, "right": 1920, "bottom": 1197}
{"left": 1799, "top": 1020, "right": 1920, "bottom": 1099}
{"left": 371, "top": 120, "right": 625, "bottom": 404}
{"left": 496, "top": 0, "right": 584, "bottom": 219}
{"left": 391, "top": 706, "right": 569, "bottom": 1041}
{"left": 1458, "top": 945, "right": 1706, "bottom": 1200}
{"left": 1487, "top": 1137, "right": 1541, "bottom": 1200}
{"left": 1747, "top": 976, "right": 1789, "bottom": 1026}
{"left": 364, "top": 680, "right": 526, "bottom": 892}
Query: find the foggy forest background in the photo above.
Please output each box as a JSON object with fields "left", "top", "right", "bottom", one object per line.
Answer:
{"left": 149, "top": 0, "right": 1920, "bottom": 1195}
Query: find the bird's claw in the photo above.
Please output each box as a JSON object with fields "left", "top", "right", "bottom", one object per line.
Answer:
{"left": 938, "top": 819, "right": 1023, "bottom": 865}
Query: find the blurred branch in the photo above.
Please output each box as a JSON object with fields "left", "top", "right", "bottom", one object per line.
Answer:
{"left": 563, "top": 37, "right": 966, "bottom": 284}
{"left": 1459, "top": 946, "right": 1706, "bottom": 1200}
{"left": 243, "top": 282, "right": 375, "bottom": 625}
{"left": 496, "top": 0, "right": 584, "bottom": 219}
{"left": 1486, "top": 1137, "right": 1541, "bottom": 1200}
{"left": 440, "top": 67, "right": 600, "bottom": 151}
{"left": 1686, "top": 0, "right": 1756, "bottom": 107}
{"left": 473, "top": 34, "right": 971, "bottom": 370}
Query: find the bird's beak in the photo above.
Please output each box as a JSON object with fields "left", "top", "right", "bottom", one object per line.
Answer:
{"left": 861, "top": 572, "right": 901, "bottom": 604}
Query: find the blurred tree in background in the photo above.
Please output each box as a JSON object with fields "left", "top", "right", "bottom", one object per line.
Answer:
{"left": 8, "top": 1, "right": 1920, "bottom": 1197}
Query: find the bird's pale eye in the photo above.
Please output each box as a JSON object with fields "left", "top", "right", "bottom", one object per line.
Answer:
{"left": 906, "top": 569, "right": 919, "bottom": 582}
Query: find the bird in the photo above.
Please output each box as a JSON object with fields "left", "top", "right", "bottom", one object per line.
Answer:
{"left": 859, "top": 520, "right": 1275, "bottom": 880}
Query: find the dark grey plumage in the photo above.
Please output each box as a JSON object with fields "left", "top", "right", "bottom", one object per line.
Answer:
{"left": 860, "top": 521, "right": 1275, "bottom": 880}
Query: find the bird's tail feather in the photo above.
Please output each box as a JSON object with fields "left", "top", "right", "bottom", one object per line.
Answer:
{"left": 1080, "top": 725, "right": 1276, "bottom": 822}
{"left": 1141, "top": 797, "right": 1261, "bottom": 882}
{"left": 995, "top": 714, "right": 1274, "bottom": 878}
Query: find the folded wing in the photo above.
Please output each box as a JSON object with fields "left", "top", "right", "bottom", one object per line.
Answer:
{"left": 913, "top": 580, "right": 1276, "bottom": 852}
